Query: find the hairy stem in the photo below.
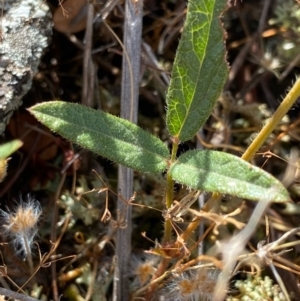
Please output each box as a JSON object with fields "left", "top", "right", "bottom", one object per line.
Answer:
{"left": 242, "top": 78, "right": 300, "bottom": 161}
{"left": 163, "top": 140, "right": 178, "bottom": 243}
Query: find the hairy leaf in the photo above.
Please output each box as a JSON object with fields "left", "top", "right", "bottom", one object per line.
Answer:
{"left": 170, "top": 150, "right": 290, "bottom": 202}
{"left": 29, "top": 101, "right": 169, "bottom": 173}
{"left": 166, "top": 0, "right": 229, "bottom": 142}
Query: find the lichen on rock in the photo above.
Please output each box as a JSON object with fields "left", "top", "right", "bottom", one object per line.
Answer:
{"left": 0, "top": 0, "right": 52, "bottom": 134}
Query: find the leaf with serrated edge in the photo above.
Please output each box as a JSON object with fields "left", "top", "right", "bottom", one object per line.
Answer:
{"left": 170, "top": 150, "right": 290, "bottom": 202}
{"left": 166, "top": 0, "right": 229, "bottom": 142}
{"left": 29, "top": 101, "right": 169, "bottom": 173}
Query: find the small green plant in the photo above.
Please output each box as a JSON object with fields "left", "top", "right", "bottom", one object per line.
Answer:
{"left": 226, "top": 276, "right": 287, "bottom": 301}
{"left": 27, "top": 0, "right": 300, "bottom": 299}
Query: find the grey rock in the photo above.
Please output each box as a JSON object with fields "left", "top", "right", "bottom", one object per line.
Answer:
{"left": 0, "top": 0, "right": 52, "bottom": 134}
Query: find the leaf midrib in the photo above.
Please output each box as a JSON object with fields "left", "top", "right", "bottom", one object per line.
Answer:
{"left": 177, "top": 1, "right": 217, "bottom": 138}
{"left": 35, "top": 108, "right": 169, "bottom": 161}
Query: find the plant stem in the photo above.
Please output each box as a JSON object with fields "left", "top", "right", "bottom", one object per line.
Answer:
{"left": 23, "top": 235, "right": 33, "bottom": 274}
{"left": 180, "top": 193, "right": 220, "bottom": 242}
{"left": 163, "top": 140, "right": 178, "bottom": 243}
{"left": 143, "top": 257, "right": 170, "bottom": 300}
{"left": 114, "top": 1, "right": 143, "bottom": 300}
{"left": 142, "top": 141, "right": 178, "bottom": 300}
{"left": 242, "top": 77, "right": 300, "bottom": 162}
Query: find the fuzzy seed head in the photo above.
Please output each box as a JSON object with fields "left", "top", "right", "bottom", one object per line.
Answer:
{"left": 6, "top": 205, "right": 40, "bottom": 234}
{"left": 177, "top": 278, "right": 197, "bottom": 296}
{"left": 135, "top": 262, "right": 156, "bottom": 285}
{"left": 128, "top": 253, "right": 159, "bottom": 290}
{"left": 156, "top": 268, "right": 220, "bottom": 301}
{"left": 160, "top": 271, "right": 200, "bottom": 301}
{"left": 0, "top": 197, "right": 41, "bottom": 258}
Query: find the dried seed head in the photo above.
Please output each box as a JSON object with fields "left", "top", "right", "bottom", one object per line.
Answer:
{"left": 156, "top": 268, "right": 220, "bottom": 301}
{"left": 135, "top": 261, "right": 157, "bottom": 285}
{"left": 128, "top": 253, "right": 159, "bottom": 290}
{"left": 0, "top": 196, "right": 41, "bottom": 259}
{"left": 161, "top": 271, "right": 200, "bottom": 301}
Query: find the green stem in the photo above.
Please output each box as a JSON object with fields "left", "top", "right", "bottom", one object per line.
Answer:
{"left": 163, "top": 140, "right": 179, "bottom": 243}
{"left": 242, "top": 78, "right": 300, "bottom": 162}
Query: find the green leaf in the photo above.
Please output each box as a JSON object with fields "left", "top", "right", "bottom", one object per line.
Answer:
{"left": 0, "top": 140, "right": 23, "bottom": 160}
{"left": 170, "top": 150, "right": 290, "bottom": 202}
{"left": 166, "top": 0, "right": 229, "bottom": 142}
{"left": 29, "top": 101, "right": 169, "bottom": 173}
{"left": 0, "top": 140, "right": 23, "bottom": 183}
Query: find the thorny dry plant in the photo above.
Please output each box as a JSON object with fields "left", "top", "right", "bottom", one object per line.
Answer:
{"left": 80, "top": 166, "right": 300, "bottom": 300}
{"left": 80, "top": 169, "right": 137, "bottom": 225}
{"left": 78, "top": 173, "right": 228, "bottom": 294}
{"left": 189, "top": 203, "right": 246, "bottom": 236}
{"left": 233, "top": 227, "right": 300, "bottom": 301}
